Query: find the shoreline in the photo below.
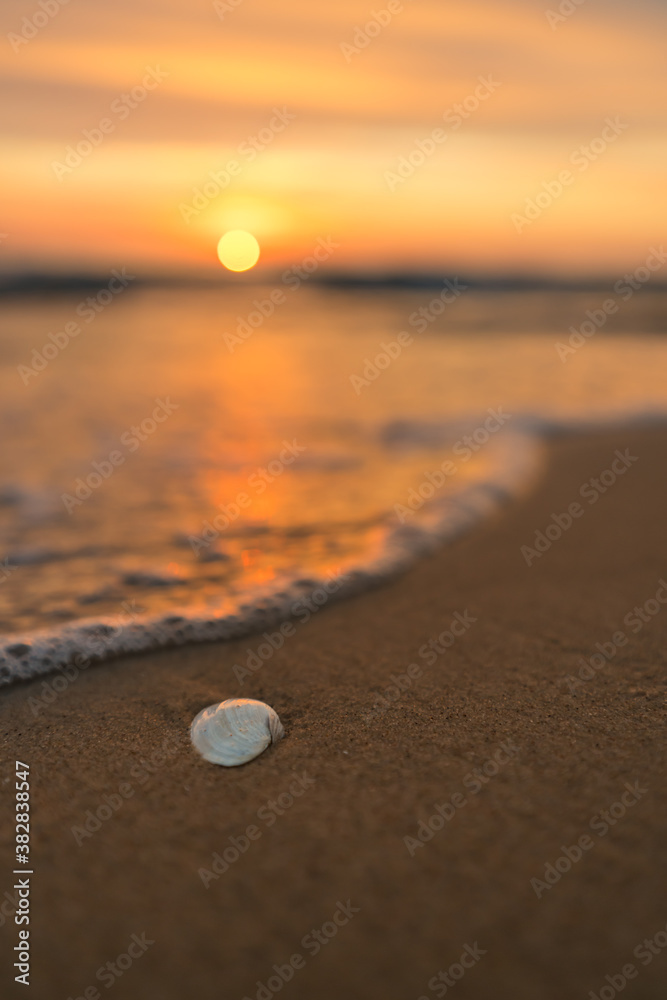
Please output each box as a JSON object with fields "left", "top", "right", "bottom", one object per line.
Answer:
{"left": 1, "top": 425, "right": 666, "bottom": 999}
{"left": 0, "top": 425, "right": 544, "bottom": 688}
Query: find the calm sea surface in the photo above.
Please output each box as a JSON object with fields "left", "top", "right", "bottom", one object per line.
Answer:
{"left": 1, "top": 283, "right": 666, "bottom": 681}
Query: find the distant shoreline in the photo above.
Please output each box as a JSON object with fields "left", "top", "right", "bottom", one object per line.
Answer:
{"left": 3, "top": 271, "right": 667, "bottom": 296}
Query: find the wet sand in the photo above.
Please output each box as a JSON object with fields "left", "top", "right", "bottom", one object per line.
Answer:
{"left": 1, "top": 426, "right": 666, "bottom": 1000}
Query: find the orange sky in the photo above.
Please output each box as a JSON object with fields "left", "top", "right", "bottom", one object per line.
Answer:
{"left": 1, "top": 0, "right": 666, "bottom": 277}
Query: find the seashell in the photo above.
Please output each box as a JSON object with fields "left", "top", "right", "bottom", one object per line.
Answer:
{"left": 190, "top": 698, "right": 284, "bottom": 767}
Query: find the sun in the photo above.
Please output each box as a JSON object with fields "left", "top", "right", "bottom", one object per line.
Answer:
{"left": 217, "top": 230, "right": 260, "bottom": 272}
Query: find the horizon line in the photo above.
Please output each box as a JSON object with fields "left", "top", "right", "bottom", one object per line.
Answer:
{"left": 2, "top": 270, "right": 666, "bottom": 295}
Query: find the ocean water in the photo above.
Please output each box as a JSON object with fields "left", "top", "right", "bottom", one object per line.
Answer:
{"left": 1, "top": 282, "right": 666, "bottom": 684}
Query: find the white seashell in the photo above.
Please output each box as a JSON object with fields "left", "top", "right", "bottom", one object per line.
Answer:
{"left": 190, "top": 698, "right": 284, "bottom": 767}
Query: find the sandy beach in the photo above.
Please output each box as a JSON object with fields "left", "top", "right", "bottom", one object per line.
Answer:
{"left": 2, "top": 425, "right": 666, "bottom": 1000}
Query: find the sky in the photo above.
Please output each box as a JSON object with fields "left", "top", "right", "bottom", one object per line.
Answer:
{"left": 1, "top": 0, "right": 666, "bottom": 278}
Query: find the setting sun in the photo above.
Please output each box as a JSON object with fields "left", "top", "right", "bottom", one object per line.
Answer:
{"left": 216, "top": 230, "right": 260, "bottom": 272}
